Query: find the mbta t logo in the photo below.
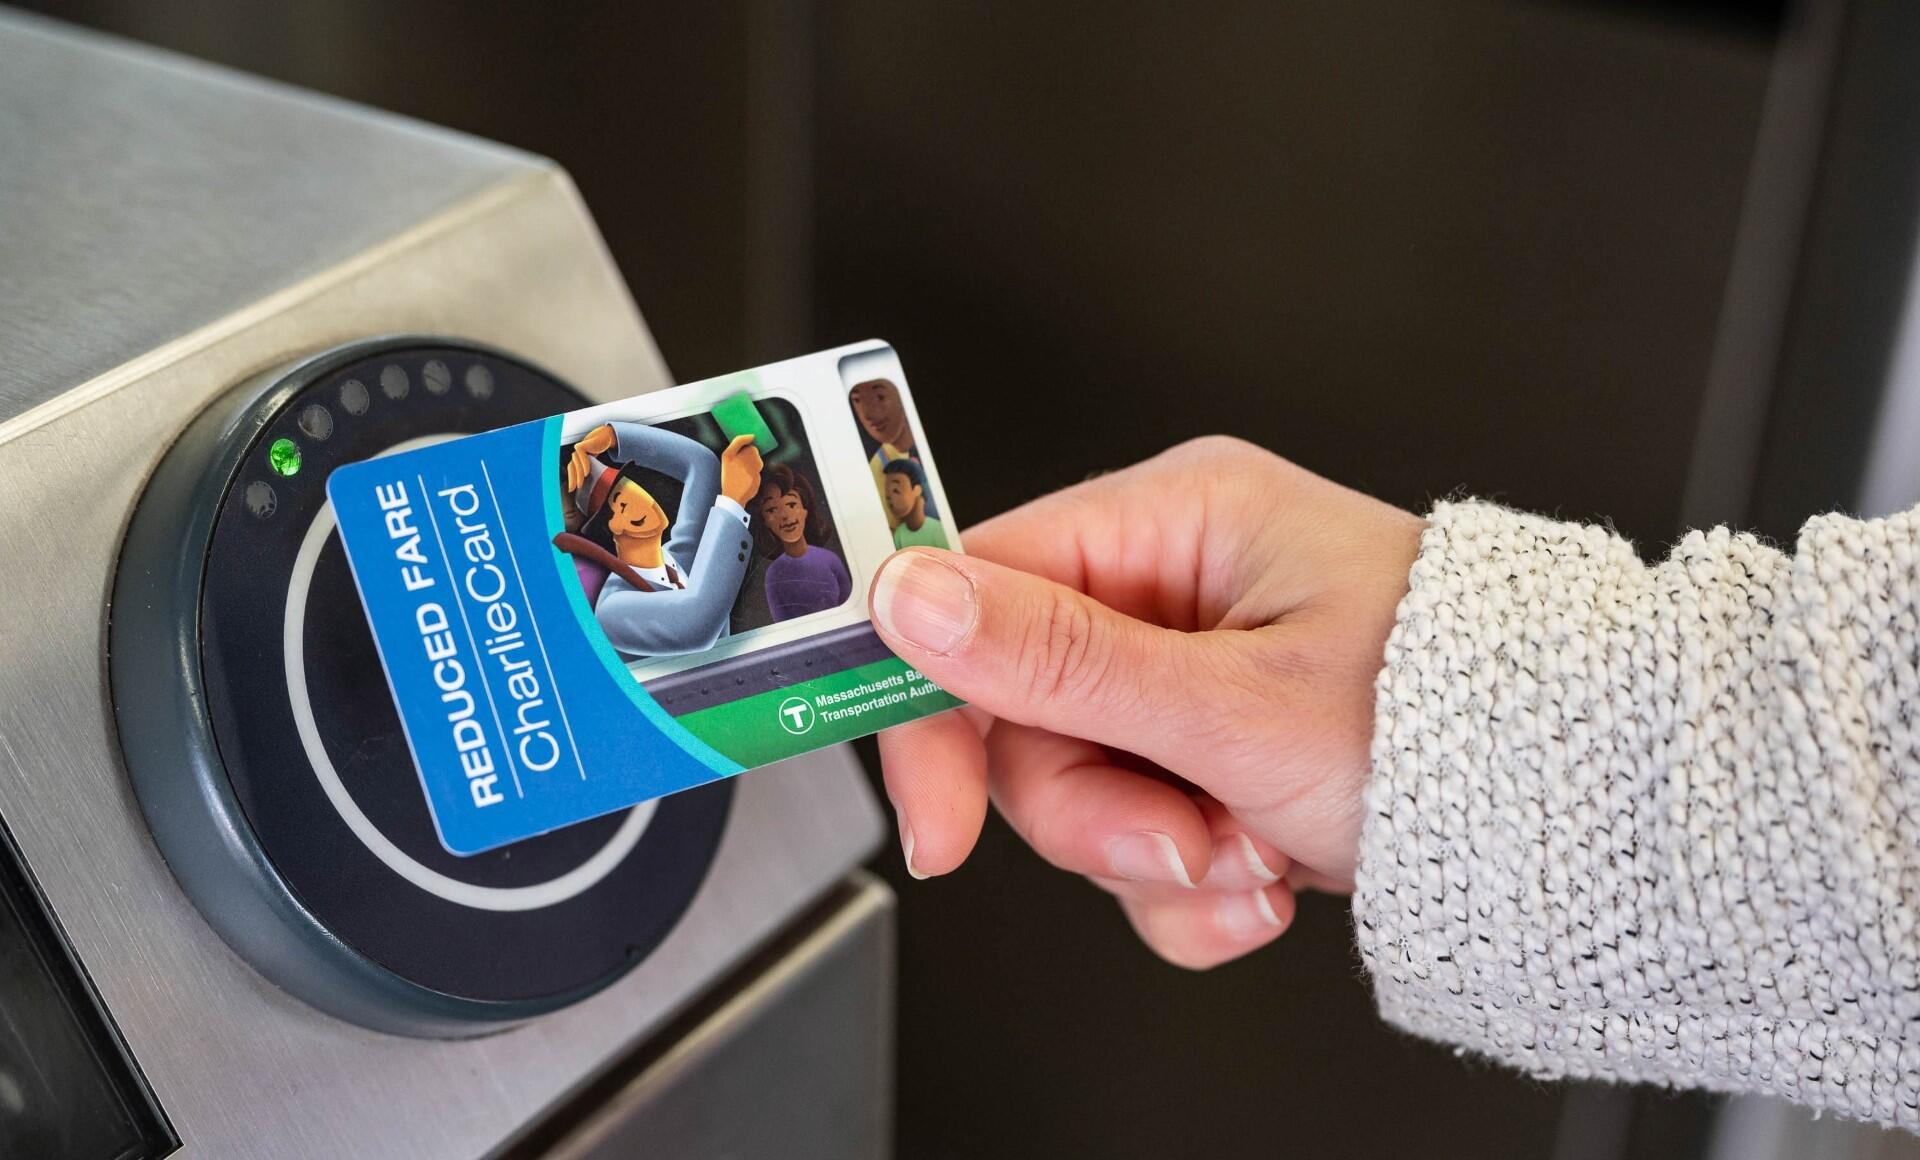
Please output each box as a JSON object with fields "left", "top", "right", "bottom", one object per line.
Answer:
{"left": 777, "top": 696, "right": 816, "bottom": 735}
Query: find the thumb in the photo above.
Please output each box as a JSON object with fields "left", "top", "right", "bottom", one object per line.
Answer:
{"left": 869, "top": 548, "right": 1241, "bottom": 768}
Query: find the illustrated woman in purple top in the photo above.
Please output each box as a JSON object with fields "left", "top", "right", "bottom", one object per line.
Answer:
{"left": 754, "top": 463, "right": 852, "bottom": 621}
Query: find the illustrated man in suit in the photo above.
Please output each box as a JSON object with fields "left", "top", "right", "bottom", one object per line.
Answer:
{"left": 553, "top": 422, "right": 762, "bottom": 659}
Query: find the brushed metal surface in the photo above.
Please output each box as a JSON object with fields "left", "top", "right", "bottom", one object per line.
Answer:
{"left": 0, "top": 9, "right": 531, "bottom": 433}
{"left": 0, "top": 15, "right": 884, "bottom": 1157}
{"left": 535, "top": 873, "right": 894, "bottom": 1160}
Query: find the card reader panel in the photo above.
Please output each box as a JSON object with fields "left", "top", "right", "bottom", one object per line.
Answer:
{"left": 111, "top": 339, "right": 732, "bottom": 1036}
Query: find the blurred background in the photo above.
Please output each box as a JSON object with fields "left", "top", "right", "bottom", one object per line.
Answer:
{"left": 20, "top": 0, "right": 1920, "bottom": 1155}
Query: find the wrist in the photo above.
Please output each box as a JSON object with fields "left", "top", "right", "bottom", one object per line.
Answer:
{"left": 1308, "top": 511, "right": 1426, "bottom": 891}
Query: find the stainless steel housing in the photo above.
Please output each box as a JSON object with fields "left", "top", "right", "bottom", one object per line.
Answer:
{"left": 0, "top": 11, "right": 888, "bottom": 1157}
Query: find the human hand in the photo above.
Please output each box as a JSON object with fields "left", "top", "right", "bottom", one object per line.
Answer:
{"left": 719, "top": 434, "right": 763, "bottom": 506}
{"left": 566, "top": 424, "right": 617, "bottom": 493}
{"left": 866, "top": 437, "right": 1424, "bottom": 968}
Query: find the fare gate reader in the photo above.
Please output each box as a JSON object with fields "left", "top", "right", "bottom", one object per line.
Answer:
{"left": 0, "top": 12, "right": 891, "bottom": 1158}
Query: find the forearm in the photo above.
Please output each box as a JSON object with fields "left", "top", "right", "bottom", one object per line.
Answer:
{"left": 1354, "top": 500, "right": 1920, "bottom": 1129}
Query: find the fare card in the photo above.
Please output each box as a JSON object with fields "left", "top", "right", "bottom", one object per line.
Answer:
{"left": 327, "top": 340, "right": 961, "bottom": 855}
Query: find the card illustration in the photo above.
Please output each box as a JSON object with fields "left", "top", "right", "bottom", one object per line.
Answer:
{"left": 844, "top": 358, "right": 951, "bottom": 550}
{"left": 553, "top": 418, "right": 762, "bottom": 658}
{"left": 754, "top": 462, "right": 853, "bottom": 621}
{"left": 883, "top": 458, "right": 947, "bottom": 550}
{"left": 328, "top": 341, "right": 961, "bottom": 856}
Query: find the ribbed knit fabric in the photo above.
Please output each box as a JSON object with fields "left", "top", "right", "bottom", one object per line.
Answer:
{"left": 1354, "top": 500, "right": 1920, "bottom": 1130}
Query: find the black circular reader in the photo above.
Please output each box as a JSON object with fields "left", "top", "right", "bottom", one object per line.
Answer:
{"left": 111, "top": 339, "right": 732, "bottom": 1036}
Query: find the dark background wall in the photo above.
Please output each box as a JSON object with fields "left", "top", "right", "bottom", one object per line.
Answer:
{"left": 17, "top": 2, "right": 1790, "bottom": 1155}
{"left": 814, "top": 7, "right": 1769, "bottom": 1156}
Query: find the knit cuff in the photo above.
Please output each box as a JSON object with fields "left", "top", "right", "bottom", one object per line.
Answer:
{"left": 1351, "top": 500, "right": 1920, "bottom": 1127}
{"left": 1352, "top": 500, "right": 1576, "bottom": 1050}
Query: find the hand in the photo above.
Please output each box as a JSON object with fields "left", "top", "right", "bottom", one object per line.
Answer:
{"left": 866, "top": 437, "right": 1424, "bottom": 969}
{"left": 719, "top": 434, "right": 763, "bottom": 506}
{"left": 566, "top": 424, "right": 617, "bottom": 493}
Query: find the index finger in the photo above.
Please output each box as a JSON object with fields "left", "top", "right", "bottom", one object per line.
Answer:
{"left": 962, "top": 443, "right": 1244, "bottom": 631}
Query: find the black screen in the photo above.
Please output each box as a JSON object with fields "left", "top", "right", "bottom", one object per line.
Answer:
{"left": 0, "top": 817, "right": 174, "bottom": 1159}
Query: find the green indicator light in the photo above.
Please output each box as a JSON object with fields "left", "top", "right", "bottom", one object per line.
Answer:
{"left": 268, "top": 436, "right": 302, "bottom": 477}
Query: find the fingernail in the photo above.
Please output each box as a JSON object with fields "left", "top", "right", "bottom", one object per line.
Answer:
{"left": 897, "top": 809, "right": 927, "bottom": 880}
{"left": 1224, "top": 833, "right": 1280, "bottom": 884}
{"left": 1217, "top": 888, "right": 1286, "bottom": 938}
{"left": 872, "top": 553, "right": 975, "bottom": 654}
{"left": 1106, "top": 831, "right": 1195, "bottom": 887}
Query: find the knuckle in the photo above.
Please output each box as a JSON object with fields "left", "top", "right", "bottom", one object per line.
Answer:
{"left": 1191, "top": 433, "right": 1256, "bottom": 458}
{"left": 1119, "top": 899, "right": 1226, "bottom": 971}
{"left": 1166, "top": 434, "right": 1269, "bottom": 470}
{"left": 1155, "top": 437, "right": 1295, "bottom": 519}
{"left": 1156, "top": 947, "right": 1221, "bottom": 972}
{"left": 1023, "top": 810, "right": 1082, "bottom": 872}
{"left": 1137, "top": 923, "right": 1219, "bottom": 972}
{"left": 992, "top": 789, "right": 1085, "bottom": 877}
{"left": 1015, "top": 592, "right": 1108, "bottom": 707}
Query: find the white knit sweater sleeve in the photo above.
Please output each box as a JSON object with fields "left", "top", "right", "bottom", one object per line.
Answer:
{"left": 1353, "top": 499, "right": 1920, "bottom": 1130}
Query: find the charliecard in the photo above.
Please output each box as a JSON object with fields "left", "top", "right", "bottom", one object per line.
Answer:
{"left": 328, "top": 341, "right": 963, "bottom": 855}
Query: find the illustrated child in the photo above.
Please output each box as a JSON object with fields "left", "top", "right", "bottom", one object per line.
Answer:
{"left": 883, "top": 459, "right": 948, "bottom": 549}
{"left": 848, "top": 377, "right": 937, "bottom": 530}
{"left": 552, "top": 422, "right": 761, "bottom": 659}
{"left": 754, "top": 463, "right": 852, "bottom": 621}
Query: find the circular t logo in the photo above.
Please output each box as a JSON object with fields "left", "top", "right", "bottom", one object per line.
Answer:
{"left": 777, "top": 697, "right": 816, "bottom": 735}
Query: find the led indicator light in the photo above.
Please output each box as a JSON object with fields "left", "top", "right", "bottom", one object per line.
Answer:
{"left": 268, "top": 437, "right": 302, "bottom": 477}
{"left": 464, "top": 364, "right": 495, "bottom": 399}
{"left": 244, "top": 480, "right": 277, "bottom": 519}
{"left": 298, "top": 403, "right": 334, "bottom": 441}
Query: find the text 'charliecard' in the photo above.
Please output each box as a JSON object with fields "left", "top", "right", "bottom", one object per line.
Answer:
{"left": 327, "top": 340, "right": 962, "bottom": 855}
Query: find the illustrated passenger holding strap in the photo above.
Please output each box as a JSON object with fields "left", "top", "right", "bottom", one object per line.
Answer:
{"left": 553, "top": 422, "right": 762, "bottom": 659}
